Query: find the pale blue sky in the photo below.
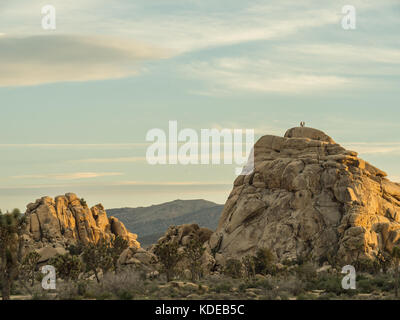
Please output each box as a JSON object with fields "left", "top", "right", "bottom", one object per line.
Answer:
{"left": 0, "top": 0, "right": 399, "bottom": 211}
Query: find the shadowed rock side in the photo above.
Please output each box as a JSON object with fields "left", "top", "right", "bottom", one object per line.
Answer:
{"left": 207, "top": 127, "right": 400, "bottom": 266}
{"left": 151, "top": 224, "right": 214, "bottom": 252}
{"left": 24, "top": 193, "right": 140, "bottom": 248}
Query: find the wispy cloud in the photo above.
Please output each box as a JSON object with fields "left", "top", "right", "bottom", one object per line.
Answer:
{"left": 342, "top": 142, "right": 400, "bottom": 155}
{"left": 0, "top": 34, "right": 169, "bottom": 87}
{"left": 12, "top": 172, "right": 123, "bottom": 180}
{"left": 1, "top": 1, "right": 340, "bottom": 53}
{"left": 186, "top": 57, "right": 351, "bottom": 94}
{"left": 295, "top": 45, "right": 400, "bottom": 65}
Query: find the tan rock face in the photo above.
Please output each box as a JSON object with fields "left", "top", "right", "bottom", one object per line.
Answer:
{"left": 24, "top": 193, "right": 140, "bottom": 248}
{"left": 209, "top": 127, "right": 400, "bottom": 265}
{"left": 151, "top": 224, "right": 213, "bottom": 251}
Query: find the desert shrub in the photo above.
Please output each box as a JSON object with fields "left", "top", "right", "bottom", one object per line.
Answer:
{"left": 76, "top": 280, "right": 89, "bottom": 296}
{"left": 31, "top": 289, "right": 51, "bottom": 300}
{"left": 255, "top": 279, "right": 273, "bottom": 290}
{"left": 56, "top": 282, "right": 82, "bottom": 300}
{"left": 48, "top": 253, "right": 83, "bottom": 281}
{"left": 67, "top": 243, "right": 85, "bottom": 256}
{"left": 357, "top": 278, "right": 374, "bottom": 293}
{"left": 370, "top": 274, "right": 386, "bottom": 288}
{"left": 314, "top": 275, "right": 344, "bottom": 295}
{"left": 93, "top": 291, "right": 114, "bottom": 300}
{"left": 297, "top": 293, "right": 316, "bottom": 300}
{"left": 146, "top": 282, "right": 160, "bottom": 295}
{"left": 116, "top": 289, "right": 134, "bottom": 300}
{"left": 278, "top": 277, "right": 304, "bottom": 296}
{"left": 318, "top": 251, "right": 338, "bottom": 268}
{"left": 373, "top": 277, "right": 393, "bottom": 292}
{"left": 258, "top": 291, "right": 279, "bottom": 300}
{"left": 214, "top": 282, "right": 232, "bottom": 293}
{"left": 317, "top": 292, "right": 338, "bottom": 300}
{"left": 89, "top": 270, "right": 144, "bottom": 300}
{"left": 238, "top": 282, "right": 250, "bottom": 292}
{"left": 355, "top": 258, "right": 380, "bottom": 274}
{"left": 238, "top": 278, "right": 273, "bottom": 292}
{"left": 224, "top": 259, "right": 243, "bottom": 278}
{"left": 296, "top": 262, "right": 317, "bottom": 282}
{"left": 254, "top": 248, "right": 276, "bottom": 275}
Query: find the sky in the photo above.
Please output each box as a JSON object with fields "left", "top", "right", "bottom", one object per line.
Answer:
{"left": 0, "top": 0, "right": 399, "bottom": 211}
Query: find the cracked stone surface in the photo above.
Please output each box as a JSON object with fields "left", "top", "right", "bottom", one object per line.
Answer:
{"left": 24, "top": 193, "right": 140, "bottom": 249}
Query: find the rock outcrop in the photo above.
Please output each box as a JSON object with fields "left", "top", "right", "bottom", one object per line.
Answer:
{"left": 24, "top": 193, "right": 140, "bottom": 249}
{"left": 118, "top": 247, "right": 156, "bottom": 268}
{"left": 208, "top": 127, "right": 400, "bottom": 265}
{"left": 151, "top": 224, "right": 213, "bottom": 252}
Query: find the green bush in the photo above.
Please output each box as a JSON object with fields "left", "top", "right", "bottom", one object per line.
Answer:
{"left": 255, "top": 279, "right": 273, "bottom": 290}
{"left": 254, "top": 248, "right": 276, "bottom": 275}
{"left": 296, "top": 262, "right": 317, "bottom": 282}
{"left": 224, "top": 259, "right": 243, "bottom": 278}
{"left": 48, "top": 253, "right": 83, "bottom": 281}
{"left": 214, "top": 282, "right": 232, "bottom": 293}
{"left": 116, "top": 290, "right": 133, "bottom": 300}
{"left": 297, "top": 293, "right": 316, "bottom": 300}
{"left": 357, "top": 279, "right": 374, "bottom": 293}
{"left": 315, "top": 275, "right": 344, "bottom": 295}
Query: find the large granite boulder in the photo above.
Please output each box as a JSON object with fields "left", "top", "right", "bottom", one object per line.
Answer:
{"left": 24, "top": 193, "right": 140, "bottom": 249}
{"left": 208, "top": 127, "right": 400, "bottom": 266}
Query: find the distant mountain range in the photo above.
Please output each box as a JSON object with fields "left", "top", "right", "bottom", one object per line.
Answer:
{"left": 107, "top": 199, "right": 224, "bottom": 247}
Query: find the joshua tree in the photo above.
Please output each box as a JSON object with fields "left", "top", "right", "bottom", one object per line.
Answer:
{"left": 375, "top": 249, "right": 391, "bottom": 274}
{"left": 153, "top": 242, "right": 182, "bottom": 282}
{"left": 183, "top": 238, "right": 206, "bottom": 282}
{"left": 20, "top": 251, "right": 41, "bottom": 287}
{"left": 109, "top": 236, "right": 129, "bottom": 272}
{"left": 242, "top": 255, "right": 256, "bottom": 279}
{"left": 82, "top": 239, "right": 113, "bottom": 283}
{"left": 81, "top": 236, "right": 128, "bottom": 283}
{"left": 0, "top": 209, "right": 26, "bottom": 300}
